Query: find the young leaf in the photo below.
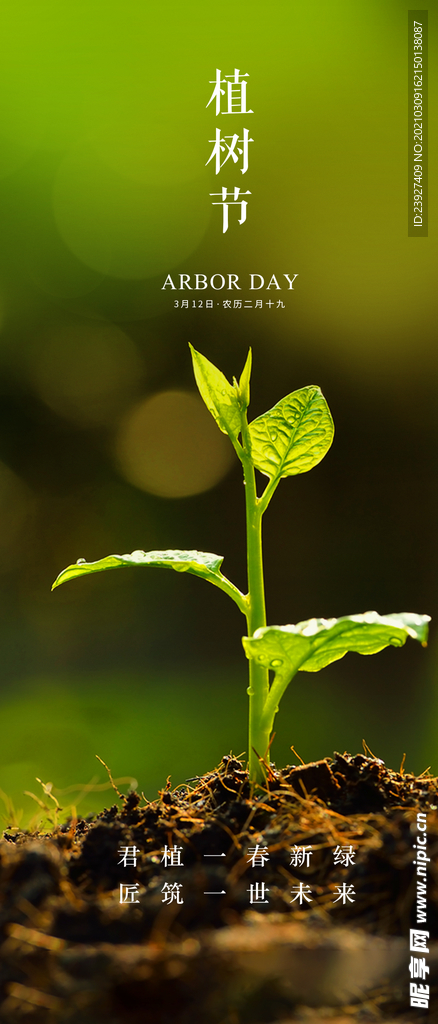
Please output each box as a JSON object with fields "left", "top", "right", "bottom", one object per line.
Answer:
{"left": 189, "top": 344, "right": 241, "bottom": 441}
{"left": 243, "top": 611, "right": 430, "bottom": 735}
{"left": 243, "top": 610, "right": 430, "bottom": 676}
{"left": 52, "top": 549, "right": 247, "bottom": 614}
{"left": 237, "top": 348, "right": 252, "bottom": 410}
{"left": 248, "top": 386, "right": 334, "bottom": 481}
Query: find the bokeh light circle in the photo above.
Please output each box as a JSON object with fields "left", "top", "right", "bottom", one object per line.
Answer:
{"left": 31, "top": 321, "right": 144, "bottom": 427}
{"left": 53, "top": 148, "right": 210, "bottom": 280}
{"left": 114, "top": 390, "right": 235, "bottom": 498}
{"left": 91, "top": 115, "right": 201, "bottom": 187}
{"left": 0, "top": 462, "right": 34, "bottom": 570}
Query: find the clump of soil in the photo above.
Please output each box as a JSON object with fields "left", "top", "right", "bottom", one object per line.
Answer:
{"left": 0, "top": 753, "right": 437, "bottom": 1024}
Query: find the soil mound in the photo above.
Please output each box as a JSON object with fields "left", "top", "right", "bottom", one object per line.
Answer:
{"left": 0, "top": 753, "right": 437, "bottom": 1023}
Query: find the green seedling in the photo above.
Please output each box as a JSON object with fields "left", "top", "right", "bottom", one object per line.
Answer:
{"left": 53, "top": 348, "right": 430, "bottom": 784}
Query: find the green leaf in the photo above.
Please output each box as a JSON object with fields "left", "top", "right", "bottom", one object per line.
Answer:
{"left": 238, "top": 348, "right": 252, "bottom": 410}
{"left": 189, "top": 344, "right": 241, "bottom": 440}
{"left": 248, "top": 386, "right": 334, "bottom": 480}
{"left": 52, "top": 549, "right": 247, "bottom": 614}
{"left": 243, "top": 611, "right": 430, "bottom": 675}
{"left": 243, "top": 626, "right": 311, "bottom": 675}
{"left": 243, "top": 611, "right": 430, "bottom": 734}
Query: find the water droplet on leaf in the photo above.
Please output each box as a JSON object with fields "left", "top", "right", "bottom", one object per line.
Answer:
{"left": 270, "top": 432, "right": 277, "bottom": 441}
{"left": 76, "top": 558, "right": 86, "bottom": 564}
{"left": 270, "top": 658, "right": 283, "bottom": 668}
{"left": 246, "top": 686, "right": 254, "bottom": 695}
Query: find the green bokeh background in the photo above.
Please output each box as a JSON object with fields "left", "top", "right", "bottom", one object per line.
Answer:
{"left": 0, "top": 0, "right": 436, "bottom": 826}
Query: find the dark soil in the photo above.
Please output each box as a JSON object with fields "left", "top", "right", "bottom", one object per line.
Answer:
{"left": 0, "top": 753, "right": 437, "bottom": 1024}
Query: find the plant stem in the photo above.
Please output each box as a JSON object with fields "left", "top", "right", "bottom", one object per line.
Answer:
{"left": 240, "top": 413, "right": 270, "bottom": 784}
